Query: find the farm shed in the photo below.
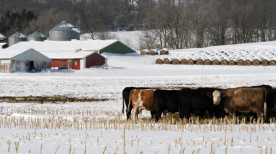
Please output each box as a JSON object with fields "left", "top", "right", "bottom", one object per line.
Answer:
{"left": 0, "top": 48, "right": 51, "bottom": 73}
{"left": 8, "top": 32, "right": 27, "bottom": 46}
{"left": 43, "top": 50, "right": 106, "bottom": 70}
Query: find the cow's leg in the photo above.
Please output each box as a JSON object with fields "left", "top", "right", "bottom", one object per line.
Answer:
{"left": 133, "top": 104, "right": 139, "bottom": 122}
{"left": 126, "top": 105, "right": 132, "bottom": 120}
{"left": 150, "top": 111, "right": 155, "bottom": 118}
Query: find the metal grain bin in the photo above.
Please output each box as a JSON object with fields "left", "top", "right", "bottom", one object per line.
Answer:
{"left": 27, "top": 31, "right": 47, "bottom": 41}
{"left": 8, "top": 32, "right": 27, "bottom": 46}
{"left": 0, "top": 33, "right": 6, "bottom": 42}
{"left": 49, "top": 21, "right": 80, "bottom": 41}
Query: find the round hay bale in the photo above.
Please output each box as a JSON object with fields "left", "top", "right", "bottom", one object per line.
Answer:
{"left": 252, "top": 59, "right": 260, "bottom": 66}
{"left": 221, "top": 59, "right": 228, "bottom": 65}
{"left": 160, "top": 49, "right": 169, "bottom": 55}
{"left": 149, "top": 49, "right": 158, "bottom": 55}
{"left": 212, "top": 59, "right": 220, "bottom": 65}
{"left": 244, "top": 59, "right": 252, "bottom": 66}
{"left": 237, "top": 59, "right": 245, "bottom": 65}
{"left": 262, "top": 59, "right": 269, "bottom": 66}
{"left": 196, "top": 59, "right": 204, "bottom": 65}
{"left": 180, "top": 59, "right": 188, "bottom": 65}
{"left": 187, "top": 59, "right": 194, "bottom": 65}
{"left": 269, "top": 60, "right": 276, "bottom": 65}
{"left": 163, "top": 58, "right": 171, "bottom": 64}
{"left": 172, "top": 58, "right": 180, "bottom": 65}
{"left": 203, "top": 59, "right": 211, "bottom": 65}
{"left": 140, "top": 50, "right": 147, "bottom": 55}
{"left": 155, "top": 58, "right": 163, "bottom": 64}
{"left": 229, "top": 60, "right": 236, "bottom": 65}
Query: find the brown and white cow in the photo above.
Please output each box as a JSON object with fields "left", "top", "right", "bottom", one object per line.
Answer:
{"left": 127, "top": 89, "right": 156, "bottom": 122}
{"left": 212, "top": 87, "right": 267, "bottom": 119}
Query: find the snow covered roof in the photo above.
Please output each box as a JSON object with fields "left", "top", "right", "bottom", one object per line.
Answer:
{"left": 9, "top": 32, "right": 27, "bottom": 38}
{"left": 7, "top": 39, "right": 118, "bottom": 52}
{"left": 0, "top": 48, "right": 36, "bottom": 59}
{"left": 50, "top": 21, "right": 80, "bottom": 33}
{"left": 40, "top": 50, "right": 96, "bottom": 59}
{"left": 28, "top": 31, "right": 46, "bottom": 38}
{"left": 0, "top": 33, "right": 6, "bottom": 40}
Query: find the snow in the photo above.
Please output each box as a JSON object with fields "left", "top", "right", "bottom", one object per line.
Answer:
{"left": 0, "top": 40, "right": 276, "bottom": 153}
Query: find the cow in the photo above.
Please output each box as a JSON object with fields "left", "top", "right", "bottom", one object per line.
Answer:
{"left": 211, "top": 87, "right": 267, "bottom": 119}
{"left": 127, "top": 89, "right": 156, "bottom": 121}
{"left": 179, "top": 87, "right": 223, "bottom": 119}
{"left": 154, "top": 89, "right": 180, "bottom": 121}
{"left": 122, "top": 87, "right": 154, "bottom": 119}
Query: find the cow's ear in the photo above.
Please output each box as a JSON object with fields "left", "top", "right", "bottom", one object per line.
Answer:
{"left": 221, "top": 91, "right": 227, "bottom": 97}
{"left": 207, "top": 93, "right": 212, "bottom": 98}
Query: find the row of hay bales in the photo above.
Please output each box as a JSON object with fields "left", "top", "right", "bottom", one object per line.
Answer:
{"left": 140, "top": 48, "right": 169, "bottom": 55}
{"left": 156, "top": 58, "right": 276, "bottom": 66}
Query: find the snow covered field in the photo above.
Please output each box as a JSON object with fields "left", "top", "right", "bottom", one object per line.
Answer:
{"left": 0, "top": 41, "right": 276, "bottom": 153}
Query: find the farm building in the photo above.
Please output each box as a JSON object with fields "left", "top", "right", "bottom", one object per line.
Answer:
{"left": 7, "top": 39, "right": 136, "bottom": 54}
{"left": 0, "top": 48, "right": 51, "bottom": 73}
{"left": 49, "top": 21, "right": 80, "bottom": 41}
{"left": 8, "top": 32, "right": 27, "bottom": 46}
{"left": 27, "top": 31, "right": 47, "bottom": 41}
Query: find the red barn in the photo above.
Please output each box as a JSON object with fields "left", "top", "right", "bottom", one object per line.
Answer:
{"left": 45, "top": 50, "right": 106, "bottom": 70}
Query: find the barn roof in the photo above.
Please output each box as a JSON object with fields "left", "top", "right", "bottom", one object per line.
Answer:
{"left": 7, "top": 39, "right": 118, "bottom": 52}
{"left": 39, "top": 50, "right": 97, "bottom": 59}
{"left": 0, "top": 48, "right": 37, "bottom": 59}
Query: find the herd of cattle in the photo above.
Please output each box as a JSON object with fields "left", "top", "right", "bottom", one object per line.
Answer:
{"left": 122, "top": 85, "right": 276, "bottom": 122}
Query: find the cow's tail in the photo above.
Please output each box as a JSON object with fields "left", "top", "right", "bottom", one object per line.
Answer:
{"left": 263, "top": 89, "right": 268, "bottom": 120}
{"left": 122, "top": 92, "right": 125, "bottom": 113}
{"left": 264, "top": 102, "right": 267, "bottom": 120}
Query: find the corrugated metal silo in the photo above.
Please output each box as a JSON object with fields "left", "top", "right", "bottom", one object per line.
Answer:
{"left": 8, "top": 32, "right": 27, "bottom": 46}
{"left": 49, "top": 21, "right": 80, "bottom": 41}
{"left": 27, "top": 31, "right": 47, "bottom": 41}
{"left": 0, "top": 33, "right": 6, "bottom": 42}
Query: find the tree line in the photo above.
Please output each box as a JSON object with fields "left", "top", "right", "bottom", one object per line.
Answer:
{"left": 0, "top": 0, "right": 275, "bottom": 49}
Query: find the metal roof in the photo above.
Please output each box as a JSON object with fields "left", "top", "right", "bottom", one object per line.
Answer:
{"left": 9, "top": 32, "right": 27, "bottom": 38}
{"left": 50, "top": 21, "right": 80, "bottom": 33}
{"left": 28, "top": 31, "right": 46, "bottom": 38}
{"left": 0, "top": 33, "right": 6, "bottom": 40}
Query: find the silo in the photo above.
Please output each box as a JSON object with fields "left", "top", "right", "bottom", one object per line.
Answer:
{"left": 0, "top": 33, "right": 6, "bottom": 42}
{"left": 27, "top": 31, "right": 47, "bottom": 41}
{"left": 8, "top": 32, "right": 27, "bottom": 46}
{"left": 49, "top": 21, "right": 80, "bottom": 41}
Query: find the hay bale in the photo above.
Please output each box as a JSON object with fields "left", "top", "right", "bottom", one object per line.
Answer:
{"left": 172, "top": 58, "right": 180, "bottom": 65}
{"left": 221, "top": 59, "right": 228, "bottom": 65}
{"left": 229, "top": 60, "right": 236, "bottom": 65}
{"left": 244, "top": 59, "right": 252, "bottom": 66}
{"left": 203, "top": 59, "right": 211, "bottom": 65}
{"left": 237, "top": 59, "right": 245, "bottom": 65}
{"left": 155, "top": 58, "right": 163, "bottom": 64}
{"left": 252, "top": 59, "right": 260, "bottom": 66}
{"left": 149, "top": 49, "right": 158, "bottom": 55}
{"left": 163, "top": 58, "right": 171, "bottom": 64}
{"left": 262, "top": 59, "right": 269, "bottom": 66}
{"left": 160, "top": 48, "right": 169, "bottom": 55}
{"left": 212, "top": 59, "right": 220, "bottom": 65}
{"left": 140, "top": 49, "right": 149, "bottom": 55}
{"left": 269, "top": 60, "right": 276, "bottom": 65}
{"left": 180, "top": 59, "right": 188, "bottom": 65}
{"left": 196, "top": 59, "right": 204, "bottom": 65}
{"left": 187, "top": 59, "right": 194, "bottom": 65}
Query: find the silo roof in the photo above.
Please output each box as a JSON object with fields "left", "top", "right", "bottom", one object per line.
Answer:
{"left": 28, "top": 31, "right": 46, "bottom": 38}
{"left": 50, "top": 21, "right": 80, "bottom": 33}
{"left": 9, "top": 32, "right": 27, "bottom": 38}
{"left": 0, "top": 33, "right": 6, "bottom": 40}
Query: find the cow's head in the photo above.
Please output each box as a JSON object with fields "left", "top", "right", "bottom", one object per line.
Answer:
{"left": 212, "top": 90, "right": 221, "bottom": 105}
